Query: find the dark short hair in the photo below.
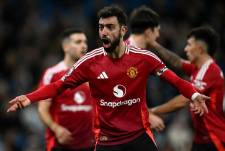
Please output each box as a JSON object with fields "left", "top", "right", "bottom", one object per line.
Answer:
{"left": 130, "top": 5, "right": 160, "bottom": 34}
{"left": 97, "top": 5, "right": 127, "bottom": 26}
{"left": 187, "top": 26, "right": 219, "bottom": 56}
{"left": 60, "top": 28, "right": 84, "bottom": 43}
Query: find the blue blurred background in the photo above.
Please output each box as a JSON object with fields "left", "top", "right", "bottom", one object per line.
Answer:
{"left": 0, "top": 0, "right": 224, "bottom": 151}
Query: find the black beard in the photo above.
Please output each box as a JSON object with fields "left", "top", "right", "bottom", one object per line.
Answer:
{"left": 103, "top": 37, "right": 120, "bottom": 53}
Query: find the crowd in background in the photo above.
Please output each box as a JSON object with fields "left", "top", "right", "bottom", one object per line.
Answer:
{"left": 0, "top": 0, "right": 224, "bottom": 151}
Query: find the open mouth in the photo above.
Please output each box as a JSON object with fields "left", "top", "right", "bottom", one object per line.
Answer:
{"left": 101, "top": 38, "right": 111, "bottom": 48}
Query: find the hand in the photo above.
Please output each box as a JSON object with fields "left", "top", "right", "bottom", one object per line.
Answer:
{"left": 52, "top": 124, "right": 73, "bottom": 145}
{"left": 192, "top": 94, "right": 210, "bottom": 116}
{"left": 7, "top": 95, "right": 31, "bottom": 112}
{"left": 149, "top": 112, "right": 165, "bottom": 132}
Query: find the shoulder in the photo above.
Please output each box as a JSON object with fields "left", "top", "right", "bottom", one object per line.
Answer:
{"left": 127, "top": 45, "right": 162, "bottom": 62}
{"left": 207, "top": 61, "right": 224, "bottom": 79}
{"left": 65, "top": 47, "right": 105, "bottom": 75}
{"left": 210, "top": 61, "right": 222, "bottom": 71}
{"left": 196, "top": 60, "right": 223, "bottom": 83}
{"left": 75, "top": 47, "right": 105, "bottom": 65}
{"left": 85, "top": 47, "right": 105, "bottom": 58}
{"left": 43, "top": 61, "right": 67, "bottom": 85}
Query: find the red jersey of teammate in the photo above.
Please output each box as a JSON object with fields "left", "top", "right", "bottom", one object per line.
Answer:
{"left": 182, "top": 59, "right": 225, "bottom": 144}
{"left": 39, "top": 61, "right": 95, "bottom": 150}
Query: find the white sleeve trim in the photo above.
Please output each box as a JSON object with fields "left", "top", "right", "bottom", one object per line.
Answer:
{"left": 191, "top": 92, "right": 200, "bottom": 101}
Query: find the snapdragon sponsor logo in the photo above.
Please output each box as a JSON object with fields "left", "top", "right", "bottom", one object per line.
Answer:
{"left": 61, "top": 104, "right": 92, "bottom": 112}
{"left": 100, "top": 98, "right": 141, "bottom": 108}
{"left": 113, "top": 84, "right": 126, "bottom": 98}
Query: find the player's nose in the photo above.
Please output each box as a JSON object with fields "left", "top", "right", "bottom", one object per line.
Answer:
{"left": 101, "top": 27, "right": 110, "bottom": 36}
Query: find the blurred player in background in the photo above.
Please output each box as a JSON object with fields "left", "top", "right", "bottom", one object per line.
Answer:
{"left": 127, "top": 5, "right": 164, "bottom": 132}
{"left": 150, "top": 26, "right": 225, "bottom": 151}
{"left": 7, "top": 5, "right": 209, "bottom": 151}
{"left": 38, "top": 28, "right": 95, "bottom": 151}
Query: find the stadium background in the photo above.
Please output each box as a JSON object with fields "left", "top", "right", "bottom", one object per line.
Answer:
{"left": 0, "top": 0, "right": 224, "bottom": 150}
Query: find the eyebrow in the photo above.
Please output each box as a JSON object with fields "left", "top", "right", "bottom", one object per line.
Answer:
{"left": 99, "top": 23, "right": 114, "bottom": 26}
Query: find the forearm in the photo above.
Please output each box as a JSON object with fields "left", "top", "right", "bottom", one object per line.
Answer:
{"left": 150, "top": 95, "right": 189, "bottom": 115}
{"left": 38, "top": 100, "right": 58, "bottom": 132}
{"left": 39, "top": 112, "right": 58, "bottom": 132}
{"left": 160, "top": 69, "right": 197, "bottom": 100}
{"left": 151, "top": 42, "right": 183, "bottom": 69}
{"left": 26, "top": 80, "right": 65, "bottom": 103}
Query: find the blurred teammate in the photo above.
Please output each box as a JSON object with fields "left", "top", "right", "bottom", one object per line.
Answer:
{"left": 38, "top": 28, "right": 94, "bottom": 151}
{"left": 7, "top": 5, "right": 209, "bottom": 151}
{"left": 127, "top": 5, "right": 164, "bottom": 132}
{"left": 149, "top": 26, "right": 225, "bottom": 151}
{"left": 128, "top": 6, "right": 160, "bottom": 51}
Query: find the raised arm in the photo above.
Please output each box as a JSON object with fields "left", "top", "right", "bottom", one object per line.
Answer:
{"left": 151, "top": 42, "right": 183, "bottom": 70}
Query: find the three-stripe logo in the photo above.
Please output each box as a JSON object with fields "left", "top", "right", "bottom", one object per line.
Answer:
{"left": 97, "top": 71, "right": 108, "bottom": 79}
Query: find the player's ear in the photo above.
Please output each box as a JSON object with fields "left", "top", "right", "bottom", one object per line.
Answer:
{"left": 144, "top": 28, "right": 153, "bottom": 36}
{"left": 62, "top": 39, "right": 70, "bottom": 53}
{"left": 121, "top": 25, "right": 128, "bottom": 37}
{"left": 197, "top": 40, "right": 207, "bottom": 54}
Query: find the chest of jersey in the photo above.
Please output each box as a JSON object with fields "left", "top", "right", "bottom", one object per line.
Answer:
{"left": 190, "top": 72, "right": 207, "bottom": 91}
{"left": 88, "top": 54, "right": 149, "bottom": 101}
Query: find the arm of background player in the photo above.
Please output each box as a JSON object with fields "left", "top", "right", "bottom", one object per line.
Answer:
{"left": 150, "top": 42, "right": 184, "bottom": 70}
{"left": 150, "top": 95, "right": 189, "bottom": 115}
{"left": 38, "top": 100, "right": 73, "bottom": 144}
{"left": 151, "top": 94, "right": 208, "bottom": 116}
{"left": 148, "top": 112, "right": 165, "bottom": 132}
{"left": 38, "top": 99, "right": 54, "bottom": 130}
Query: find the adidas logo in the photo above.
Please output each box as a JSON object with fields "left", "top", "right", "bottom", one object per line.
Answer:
{"left": 97, "top": 71, "right": 108, "bottom": 79}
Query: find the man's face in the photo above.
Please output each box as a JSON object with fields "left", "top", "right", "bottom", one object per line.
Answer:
{"left": 64, "top": 33, "right": 87, "bottom": 60}
{"left": 99, "top": 16, "right": 125, "bottom": 53}
{"left": 184, "top": 37, "right": 201, "bottom": 63}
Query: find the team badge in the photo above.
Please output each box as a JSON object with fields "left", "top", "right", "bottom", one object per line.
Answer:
{"left": 127, "top": 67, "right": 138, "bottom": 78}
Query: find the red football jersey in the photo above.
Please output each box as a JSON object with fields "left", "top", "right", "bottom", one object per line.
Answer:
{"left": 61, "top": 45, "right": 166, "bottom": 145}
{"left": 182, "top": 59, "right": 225, "bottom": 144}
{"left": 39, "top": 61, "right": 94, "bottom": 150}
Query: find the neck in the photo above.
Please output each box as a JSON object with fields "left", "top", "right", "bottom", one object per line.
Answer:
{"left": 195, "top": 54, "right": 212, "bottom": 68}
{"left": 64, "top": 55, "right": 77, "bottom": 68}
{"left": 107, "top": 41, "right": 126, "bottom": 59}
{"left": 129, "top": 34, "right": 147, "bottom": 49}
